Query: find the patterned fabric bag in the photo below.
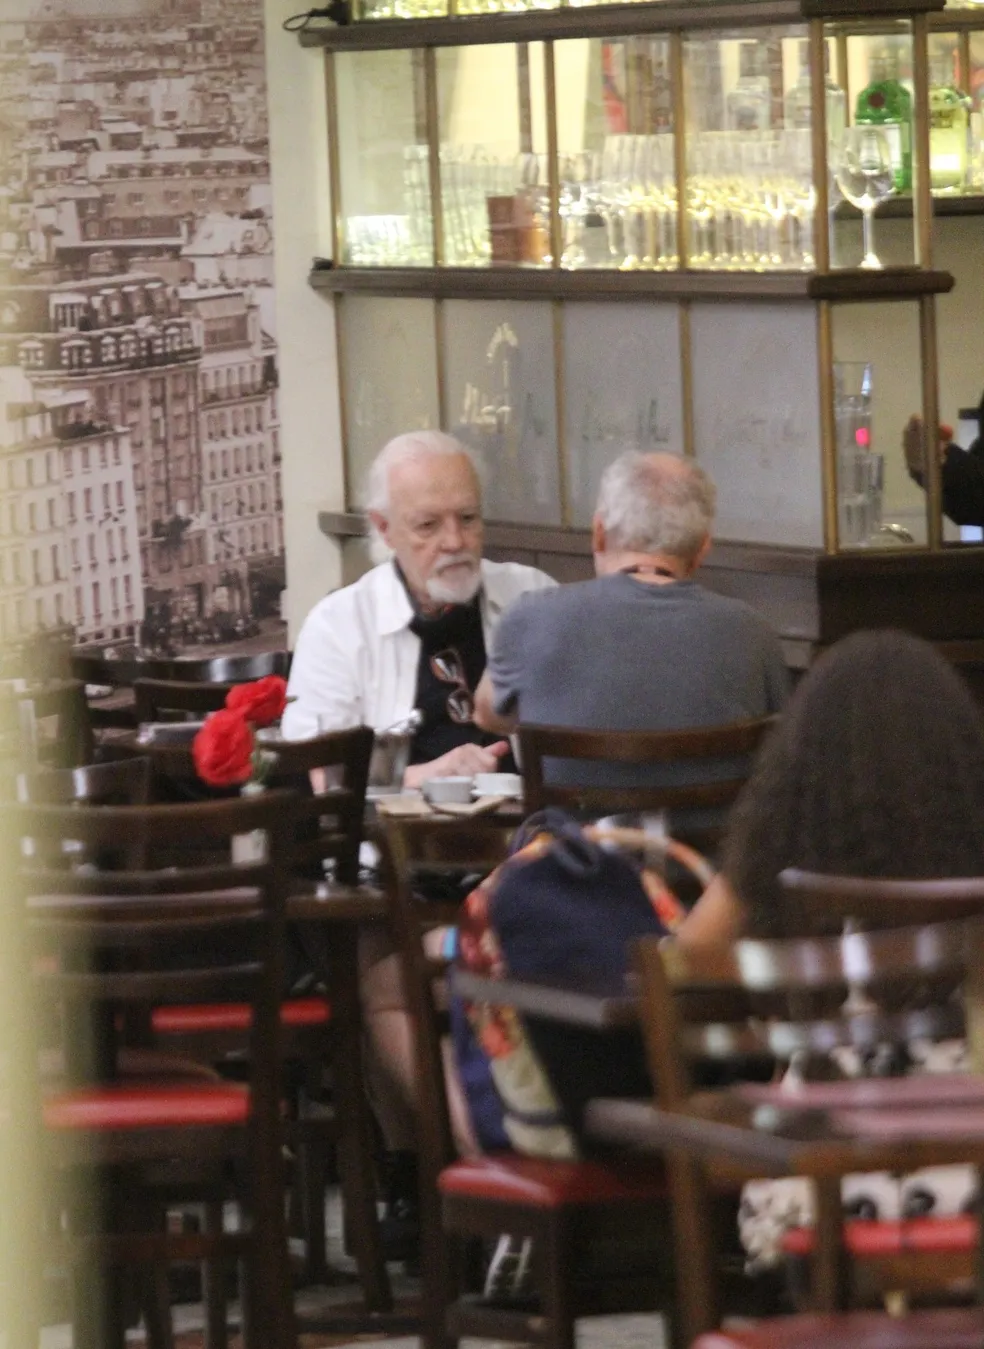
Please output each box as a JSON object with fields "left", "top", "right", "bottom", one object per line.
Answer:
{"left": 452, "top": 808, "right": 708, "bottom": 1157}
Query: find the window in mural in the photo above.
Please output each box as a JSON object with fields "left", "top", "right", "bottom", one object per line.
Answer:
{"left": 0, "top": 0, "right": 286, "bottom": 668}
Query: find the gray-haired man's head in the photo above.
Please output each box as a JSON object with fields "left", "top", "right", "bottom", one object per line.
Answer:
{"left": 593, "top": 451, "right": 717, "bottom": 571}
{"left": 366, "top": 431, "right": 486, "bottom": 611}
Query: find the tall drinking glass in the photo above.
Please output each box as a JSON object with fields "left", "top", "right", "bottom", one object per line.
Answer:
{"left": 834, "top": 361, "right": 883, "bottom": 547}
{"left": 834, "top": 127, "right": 896, "bottom": 270}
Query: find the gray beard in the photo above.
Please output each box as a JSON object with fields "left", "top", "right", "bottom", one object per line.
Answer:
{"left": 426, "top": 565, "right": 482, "bottom": 606}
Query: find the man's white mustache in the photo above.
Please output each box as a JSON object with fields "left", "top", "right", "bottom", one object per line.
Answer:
{"left": 435, "top": 554, "right": 478, "bottom": 574}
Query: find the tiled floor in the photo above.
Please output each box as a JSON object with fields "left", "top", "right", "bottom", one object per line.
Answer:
{"left": 41, "top": 1188, "right": 668, "bottom": 1349}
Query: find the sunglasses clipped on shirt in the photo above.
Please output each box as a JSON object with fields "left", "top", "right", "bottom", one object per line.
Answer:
{"left": 430, "top": 647, "right": 475, "bottom": 724}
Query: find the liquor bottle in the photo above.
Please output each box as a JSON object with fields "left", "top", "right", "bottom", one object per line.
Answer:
{"left": 784, "top": 39, "right": 847, "bottom": 147}
{"left": 726, "top": 41, "right": 771, "bottom": 132}
{"left": 928, "top": 54, "right": 970, "bottom": 191}
{"left": 855, "top": 52, "right": 913, "bottom": 192}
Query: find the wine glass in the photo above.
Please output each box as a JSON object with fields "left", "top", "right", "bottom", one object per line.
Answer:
{"left": 834, "top": 126, "right": 896, "bottom": 270}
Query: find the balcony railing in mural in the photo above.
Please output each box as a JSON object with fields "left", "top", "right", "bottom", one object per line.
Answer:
{"left": 201, "top": 385, "right": 267, "bottom": 404}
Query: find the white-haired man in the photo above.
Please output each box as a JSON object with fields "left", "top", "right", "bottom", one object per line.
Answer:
{"left": 282, "top": 430, "right": 555, "bottom": 784}
{"left": 282, "top": 432, "right": 554, "bottom": 1257}
{"left": 476, "top": 450, "right": 788, "bottom": 763}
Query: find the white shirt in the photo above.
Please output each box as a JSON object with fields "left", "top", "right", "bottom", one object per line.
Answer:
{"left": 281, "top": 558, "right": 556, "bottom": 742}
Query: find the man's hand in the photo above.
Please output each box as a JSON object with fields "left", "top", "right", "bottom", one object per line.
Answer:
{"left": 903, "top": 414, "right": 952, "bottom": 475}
{"left": 403, "top": 740, "right": 510, "bottom": 789}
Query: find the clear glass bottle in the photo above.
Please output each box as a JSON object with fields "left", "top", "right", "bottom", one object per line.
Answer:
{"left": 929, "top": 54, "right": 970, "bottom": 191}
{"left": 726, "top": 42, "right": 771, "bottom": 133}
{"left": 784, "top": 40, "right": 847, "bottom": 147}
{"left": 855, "top": 52, "right": 913, "bottom": 192}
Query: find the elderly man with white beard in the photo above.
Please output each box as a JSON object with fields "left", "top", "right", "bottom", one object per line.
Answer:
{"left": 281, "top": 431, "right": 554, "bottom": 1263}
{"left": 282, "top": 429, "right": 554, "bottom": 784}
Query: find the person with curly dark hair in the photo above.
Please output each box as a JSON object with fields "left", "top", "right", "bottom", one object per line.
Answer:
{"left": 677, "top": 626, "right": 984, "bottom": 949}
{"left": 674, "top": 627, "right": 984, "bottom": 1270}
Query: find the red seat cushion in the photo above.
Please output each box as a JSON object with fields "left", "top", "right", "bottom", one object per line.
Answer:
{"left": 781, "top": 1215, "right": 977, "bottom": 1258}
{"left": 438, "top": 1153, "right": 666, "bottom": 1208}
{"left": 44, "top": 1082, "right": 250, "bottom": 1130}
{"left": 693, "top": 1307, "right": 984, "bottom": 1349}
{"left": 151, "top": 996, "right": 330, "bottom": 1034}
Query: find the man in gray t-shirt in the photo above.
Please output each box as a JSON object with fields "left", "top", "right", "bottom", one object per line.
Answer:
{"left": 474, "top": 450, "right": 788, "bottom": 793}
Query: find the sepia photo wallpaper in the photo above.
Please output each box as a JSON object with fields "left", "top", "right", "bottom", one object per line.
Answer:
{"left": 0, "top": 0, "right": 286, "bottom": 669}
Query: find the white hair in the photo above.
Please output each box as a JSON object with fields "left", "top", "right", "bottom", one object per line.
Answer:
{"left": 365, "top": 431, "right": 485, "bottom": 563}
{"left": 596, "top": 451, "right": 716, "bottom": 563}
{"left": 366, "top": 430, "right": 484, "bottom": 515}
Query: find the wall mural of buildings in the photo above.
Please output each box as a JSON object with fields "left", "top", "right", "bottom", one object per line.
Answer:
{"left": 0, "top": 0, "right": 286, "bottom": 665}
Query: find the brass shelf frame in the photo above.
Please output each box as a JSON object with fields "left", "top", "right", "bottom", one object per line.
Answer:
{"left": 314, "top": 0, "right": 962, "bottom": 560}
{"left": 309, "top": 264, "right": 954, "bottom": 301}
{"left": 299, "top": 0, "right": 945, "bottom": 49}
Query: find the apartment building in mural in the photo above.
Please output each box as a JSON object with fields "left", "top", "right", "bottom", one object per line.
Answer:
{"left": 0, "top": 0, "right": 285, "bottom": 658}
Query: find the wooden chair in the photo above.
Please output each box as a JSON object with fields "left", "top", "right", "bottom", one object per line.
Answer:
{"left": 148, "top": 726, "right": 391, "bottom": 1303}
{"left": 12, "top": 791, "right": 298, "bottom": 1349}
{"left": 518, "top": 717, "right": 777, "bottom": 857}
{"left": 381, "top": 814, "right": 671, "bottom": 1349}
{"left": 72, "top": 649, "right": 291, "bottom": 687}
{"left": 171, "top": 652, "right": 292, "bottom": 683}
{"left": 779, "top": 869, "right": 984, "bottom": 933}
{"left": 0, "top": 679, "right": 94, "bottom": 769}
{"left": 689, "top": 1307, "right": 984, "bottom": 1349}
{"left": 133, "top": 678, "right": 232, "bottom": 725}
{"left": 610, "top": 919, "right": 984, "bottom": 1349}
{"left": 18, "top": 756, "right": 152, "bottom": 807}
{"left": 771, "top": 869, "right": 984, "bottom": 1295}
{"left": 72, "top": 651, "right": 291, "bottom": 735}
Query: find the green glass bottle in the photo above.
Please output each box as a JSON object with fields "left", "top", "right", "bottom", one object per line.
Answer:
{"left": 929, "top": 55, "right": 970, "bottom": 191}
{"left": 855, "top": 52, "right": 913, "bottom": 192}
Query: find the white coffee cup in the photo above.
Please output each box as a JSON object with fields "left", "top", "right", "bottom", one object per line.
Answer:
{"left": 421, "top": 776, "right": 474, "bottom": 806}
{"left": 473, "top": 772, "right": 523, "bottom": 799}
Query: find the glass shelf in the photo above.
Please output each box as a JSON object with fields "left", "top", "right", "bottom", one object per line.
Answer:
{"left": 435, "top": 44, "right": 550, "bottom": 266}
{"left": 328, "top": 21, "right": 984, "bottom": 275}
{"left": 335, "top": 49, "right": 433, "bottom": 265}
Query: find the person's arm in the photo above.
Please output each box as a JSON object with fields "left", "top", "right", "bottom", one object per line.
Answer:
{"left": 674, "top": 873, "right": 746, "bottom": 950}
{"left": 403, "top": 739, "right": 510, "bottom": 789}
{"left": 280, "top": 596, "right": 364, "bottom": 741}
{"left": 473, "top": 598, "right": 530, "bottom": 736}
{"left": 903, "top": 413, "right": 984, "bottom": 526}
{"left": 940, "top": 444, "right": 984, "bottom": 526}
{"left": 762, "top": 634, "right": 791, "bottom": 714}
{"left": 474, "top": 670, "right": 517, "bottom": 736}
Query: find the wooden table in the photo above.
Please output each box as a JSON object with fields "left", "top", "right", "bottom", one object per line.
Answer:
{"left": 452, "top": 968, "right": 984, "bottom": 1334}
{"left": 286, "top": 882, "right": 424, "bottom": 1338}
{"left": 451, "top": 967, "right": 638, "bottom": 1029}
{"left": 586, "top": 1076, "right": 984, "bottom": 1336}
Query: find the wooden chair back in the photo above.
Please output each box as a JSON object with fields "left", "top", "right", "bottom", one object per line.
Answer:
{"left": 133, "top": 677, "right": 232, "bottom": 724}
{"left": 634, "top": 920, "right": 979, "bottom": 1112}
{"left": 262, "top": 726, "right": 374, "bottom": 885}
{"left": 18, "top": 756, "right": 152, "bottom": 807}
{"left": 779, "top": 869, "right": 984, "bottom": 934}
{"left": 72, "top": 649, "right": 291, "bottom": 687}
{"left": 16, "top": 757, "right": 153, "bottom": 870}
{"left": 519, "top": 716, "right": 777, "bottom": 825}
{"left": 11, "top": 791, "right": 297, "bottom": 1347}
{"left": 380, "top": 816, "right": 515, "bottom": 1169}
{"left": 0, "top": 679, "right": 93, "bottom": 769}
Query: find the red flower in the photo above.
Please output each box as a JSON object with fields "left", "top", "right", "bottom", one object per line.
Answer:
{"left": 225, "top": 675, "right": 288, "bottom": 728}
{"left": 193, "top": 709, "right": 255, "bottom": 787}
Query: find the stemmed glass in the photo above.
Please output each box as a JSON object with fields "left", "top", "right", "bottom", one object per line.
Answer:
{"left": 834, "top": 127, "right": 896, "bottom": 271}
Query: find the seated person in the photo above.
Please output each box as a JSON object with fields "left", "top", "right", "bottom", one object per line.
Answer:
{"left": 282, "top": 429, "right": 554, "bottom": 1243}
{"left": 674, "top": 628, "right": 984, "bottom": 1269}
{"left": 475, "top": 449, "right": 789, "bottom": 829}
{"left": 450, "top": 452, "right": 788, "bottom": 1154}
{"left": 903, "top": 391, "right": 984, "bottom": 526}
{"left": 283, "top": 429, "right": 554, "bottom": 785}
